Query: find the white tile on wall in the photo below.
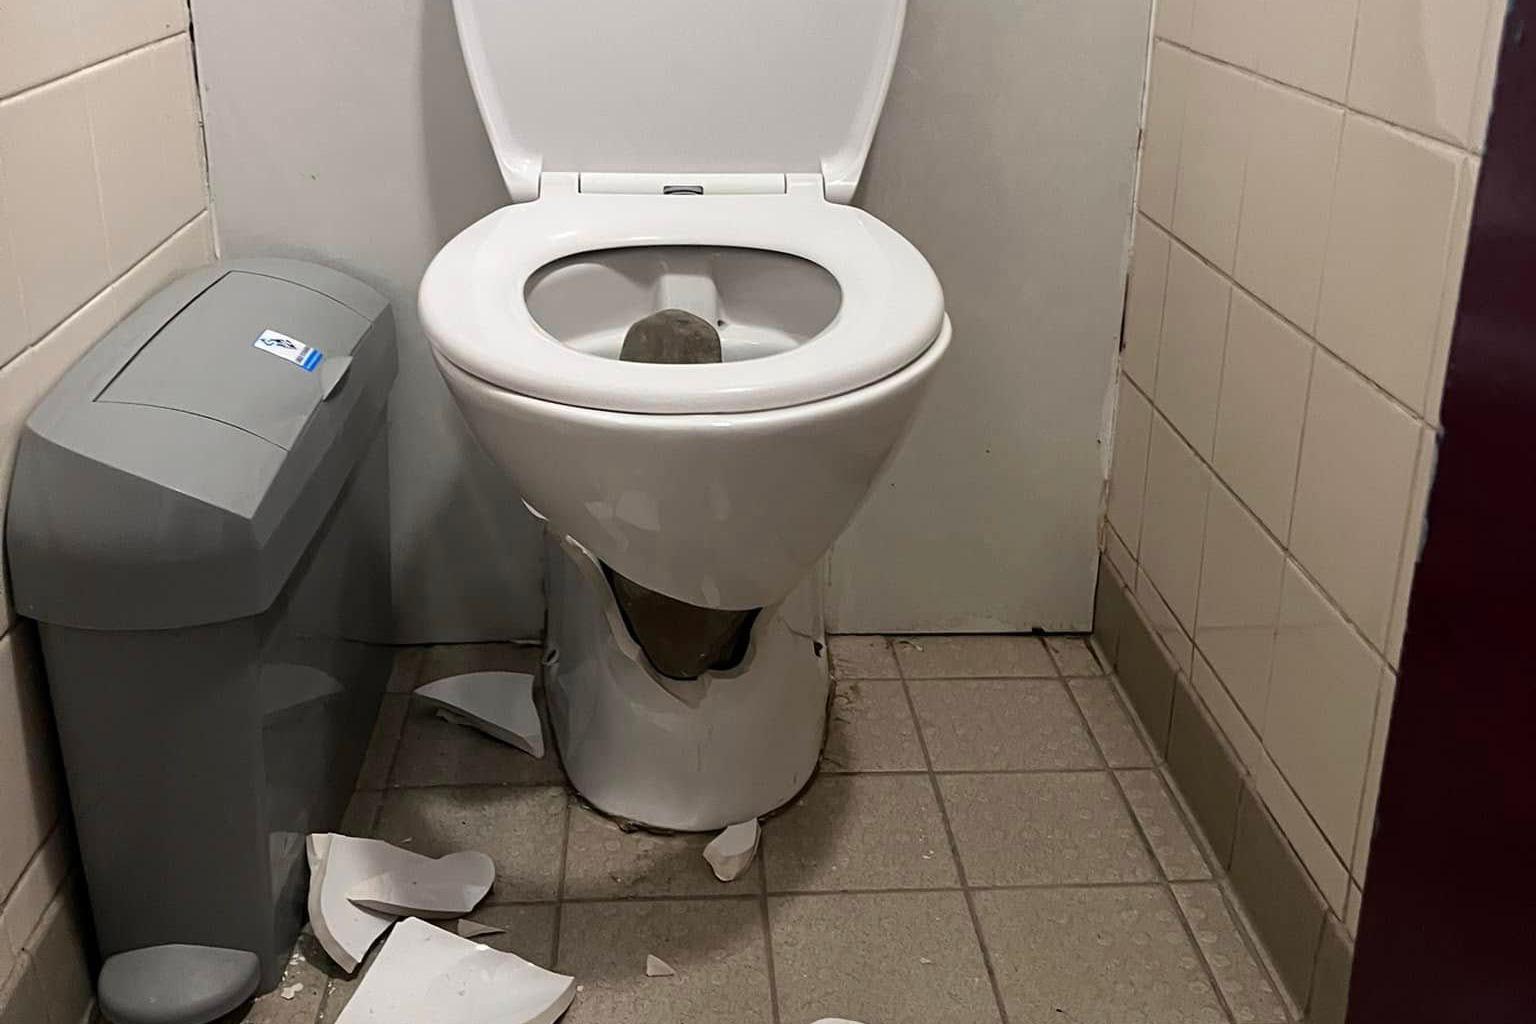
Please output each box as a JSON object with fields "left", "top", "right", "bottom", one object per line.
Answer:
{"left": 1105, "top": 524, "right": 1137, "bottom": 583}
{"left": 0, "top": 188, "right": 26, "bottom": 364}
{"left": 1317, "top": 115, "right": 1466, "bottom": 412}
{"left": 1123, "top": 215, "right": 1171, "bottom": 391}
{"left": 0, "top": 3, "right": 81, "bottom": 99}
{"left": 1171, "top": 56, "right": 1254, "bottom": 272}
{"left": 1253, "top": 750, "right": 1350, "bottom": 913}
{"left": 1195, "top": 483, "right": 1284, "bottom": 728}
{"left": 0, "top": 629, "right": 62, "bottom": 899}
{"left": 1136, "top": 567, "right": 1194, "bottom": 674}
{"left": 1154, "top": 242, "right": 1231, "bottom": 457}
{"left": 1188, "top": 651, "right": 1263, "bottom": 772}
{"left": 1212, "top": 292, "right": 1314, "bottom": 538}
{"left": 1352, "top": 667, "right": 1397, "bottom": 878}
{"left": 1156, "top": 0, "right": 1197, "bottom": 44}
{"left": 1108, "top": 378, "right": 1153, "bottom": 553}
{"left": 1187, "top": 0, "right": 1263, "bottom": 69}
{"left": 85, "top": 36, "right": 207, "bottom": 273}
{"left": 1386, "top": 426, "right": 1437, "bottom": 667}
{"left": 1424, "top": 155, "right": 1480, "bottom": 427}
{"left": 1266, "top": 561, "right": 1383, "bottom": 857}
{"left": 0, "top": 73, "right": 113, "bottom": 345}
{"left": 1256, "top": 0, "right": 1362, "bottom": 102}
{"left": 1348, "top": 0, "right": 1499, "bottom": 148}
{"left": 0, "top": 825, "right": 70, "bottom": 960}
{"left": 1139, "top": 414, "right": 1212, "bottom": 630}
{"left": 1469, "top": 1, "right": 1508, "bottom": 151}
{"left": 1234, "top": 81, "right": 1344, "bottom": 331}
{"left": 1290, "top": 352, "right": 1422, "bottom": 648}
{"left": 73, "top": 0, "right": 190, "bottom": 69}
{"left": 1140, "top": 43, "right": 1194, "bottom": 227}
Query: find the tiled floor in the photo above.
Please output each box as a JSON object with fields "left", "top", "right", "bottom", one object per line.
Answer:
{"left": 235, "top": 635, "right": 1294, "bottom": 1024}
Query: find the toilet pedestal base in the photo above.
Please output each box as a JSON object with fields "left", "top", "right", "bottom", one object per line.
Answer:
{"left": 543, "top": 533, "right": 828, "bottom": 832}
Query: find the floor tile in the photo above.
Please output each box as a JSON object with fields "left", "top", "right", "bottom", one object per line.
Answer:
{"left": 564, "top": 804, "right": 760, "bottom": 898}
{"left": 770, "top": 892, "right": 1002, "bottom": 1024}
{"left": 384, "top": 647, "right": 425, "bottom": 693}
{"left": 354, "top": 696, "right": 407, "bottom": 790}
{"left": 417, "top": 642, "right": 543, "bottom": 685}
{"left": 1118, "top": 769, "right": 1212, "bottom": 880}
{"left": 372, "top": 785, "right": 566, "bottom": 902}
{"left": 1173, "top": 882, "right": 1289, "bottom": 1024}
{"left": 388, "top": 691, "right": 564, "bottom": 787}
{"left": 827, "top": 635, "right": 899, "bottom": 678}
{"left": 1046, "top": 635, "right": 1103, "bottom": 676}
{"left": 893, "top": 634, "right": 1056, "bottom": 678}
{"left": 763, "top": 774, "right": 959, "bottom": 892}
{"left": 556, "top": 898, "right": 772, "bottom": 1024}
{"left": 339, "top": 789, "right": 382, "bottom": 836}
{"left": 908, "top": 678, "right": 1102, "bottom": 771}
{"left": 1070, "top": 678, "right": 1155, "bottom": 768}
{"left": 974, "top": 886, "right": 1227, "bottom": 1024}
{"left": 242, "top": 930, "right": 334, "bottom": 1023}
{"left": 822, "top": 679, "right": 927, "bottom": 773}
{"left": 938, "top": 773, "right": 1157, "bottom": 886}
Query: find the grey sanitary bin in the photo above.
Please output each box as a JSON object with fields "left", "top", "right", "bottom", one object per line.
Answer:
{"left": 5, "top": 259, "right": 398, "bottom": 1024}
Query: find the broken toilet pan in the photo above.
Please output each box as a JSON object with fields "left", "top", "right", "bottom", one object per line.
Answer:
{"left": 704, "top": 819, "right": 760, "bottom": 882}
{"left": 335, "top": 916, "right": 576, "bottom": 1024}
{"left": 455, "top": 919, "right": 507, "bottom": 939}
{"left": 414, "top": 671, "right": 545, "bottom": 757}
{"left": 306, "top": 834, "right": 494, "bottom": 972}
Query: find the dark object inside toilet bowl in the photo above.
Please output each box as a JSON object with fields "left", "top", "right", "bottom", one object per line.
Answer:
{"left": 606, "top": 309, "right": 760, "bottom": 679}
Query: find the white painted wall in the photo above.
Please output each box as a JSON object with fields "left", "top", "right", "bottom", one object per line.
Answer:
{"left": 829, "top": 0, "right": 1151, "bottom": 631}
{"left": 193, "top": 0, "right": 1148, "bottom": 637}
{"left": 192, "top": 0, "right": 543, "bottom": 641}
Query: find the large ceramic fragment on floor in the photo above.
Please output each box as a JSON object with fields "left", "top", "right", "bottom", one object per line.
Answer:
{"left": 347, "top": 850, "right": 495, "bottom": 919}
{"left": 703, "top": 819, "right": 760, "bottom": 882}
{"left": 307, "top": 834, "right": 493, "bottom": 972}
{"left": 414, "top": 671, "right": 545, "bottom": 757}
{"left": 334, "top": 917, "right": 576, "bottom": 1024}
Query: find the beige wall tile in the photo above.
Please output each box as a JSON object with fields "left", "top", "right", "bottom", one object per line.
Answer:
{"left": 1136, "top": 567, "right": 1193, "bottom": 674}
{"left": 1234, "top": 81, "right": 1344, "bottom": 330}
{"left": 1345, "top": 881, "right": 1364, "bottom": 938}
{"left": 0, "top": 825, "right": 69, "bottom": 960}
{"left": 73, "top": 0, "right": 189, "bottom": 68}
{"left": 1139, "top": 415, "right": 1211, "bottom": 629}
{"left": 1386, "top": 426, "right": 1437, "bottom": 667}
{"left": 1195, "top": 483, "right": 1284, "bottom": 726}
{"left": 0, "top": 189, "right": 26, "bottom": 364}
{"left": 0, "top": 630, "right": 61, "bottom": 898}
{"left": 1469, "top": 2, "right": 1508, "bottom": 151}
{"left": 1256, "top": 0, "right": 1362, "bottom": 101}
{"left": 1265, "top": 561, "right": 1382, "bottom": 856}
{"left": 1290, "top": 352, "right": 1421, "bottom": 647}
{"left": 1157, "top": 0, "right": 1197, "bottom": 44}
{"left": 85, "top": 37, "right": 207, "bottom": 273}
{"left": 1123, "top": 215, "right": 1170, "bottom": 391}
{"left": 0, "top": 3, "right": 80, "bottom": 99}
{"left": 0, "top": 75, "right": 112, "bottom": 341}
{"left": 1188, "top": 0, "right": 1263, "bottom": 68}
{"left": 1424, "top": 155, "right": 1479, "bottom": 426}
{"left": 1348, "top": 0, "right": 1499, "bottom": 147}
{"left": 1254, "top": 751, "right": 1350, "bottom": 913}
{"left": 1105, "top": 524, "right": 1137, "bottom": 582}
{"left": 1317, "top": 116, "right": 1465, "bottom": 411}
{"left": 1188, "top": 651, "right": 1263, "bottom": 772}
{"left": 1352, "top": 667, "right": 1397, "bottom": 878}
{"left": 1108, "top": 378, "right": 1153, "bottom": 552}
{"left": 1140, "top": 43, "right": 1194, "bottom": 226}
{"left": 1154, "top": 243, "right": 1230, "bottom": 456}
{"left": 1212, "top": 292, "right": 1314, "bottom": 537}
{"left": 1172, "top": 57, "right": 1253, "bottom": 271}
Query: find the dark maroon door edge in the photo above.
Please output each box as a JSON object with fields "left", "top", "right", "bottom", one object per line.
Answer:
{"left": 1347, "top": 5, "right": 1536, "bottom": 1022}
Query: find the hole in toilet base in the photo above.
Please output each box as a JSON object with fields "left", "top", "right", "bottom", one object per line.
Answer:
{"left": 602, "top": 564, "right": 761, "bottom": 681}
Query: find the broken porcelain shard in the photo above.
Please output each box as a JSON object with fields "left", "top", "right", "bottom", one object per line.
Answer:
{"left": 347, "top": 850, "right": 495, "bottom": 919}
{"left": 455, "top": 919, "right": 507, "bottom": 940}
{"left": 644, "top": 954, "right": 676, "bottom": 978}
{"left": 334, "top": 917, "right": 576, "bottom": 1024}
{"left": 307, "top": 834, "right": 492, "bottom": 972}
{"left": 413, "top": 671, "right": 545, "bottom": 757}
{"left": 703, "top": 819, "right": 760, "bottom": 882}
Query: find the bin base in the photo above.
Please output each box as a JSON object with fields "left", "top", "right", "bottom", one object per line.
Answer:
{"left": 98, "top": 944, "right": 260, "bottom": 1024}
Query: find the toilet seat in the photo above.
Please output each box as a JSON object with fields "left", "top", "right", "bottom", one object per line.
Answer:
{"left": 419, "top": 182, "right": 945, "bottom": 415}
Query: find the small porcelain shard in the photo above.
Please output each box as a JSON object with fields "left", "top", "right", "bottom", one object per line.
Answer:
{"left": 347, "top": 850, "right": 495, "bottom": 919}
{"left": 279, "top": 983, "right": 304, "bottom": 1000}
{"left": 308, "top": 834, "right": 493, "bottom": 972}
{"left": 334, "top": 917, "right": 576, "bottom": 1024}
{"left": 455, "top": 919, "right": 507, "bottom": 939}
{"left": 811, "top": 1020, "right": 868, "bottom": 1024}
{"left": 703, "top": 819, "right": 760, "bottom": 882}
{"left": 414, "top": 671, "right": 545, "bottom": 757}
{"left": 645, "top": 954, "right": 676, "bottom": 978}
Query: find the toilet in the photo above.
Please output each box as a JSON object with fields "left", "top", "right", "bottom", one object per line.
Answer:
{"left": 420, "top": 0, "right": 949, "bottom": 830}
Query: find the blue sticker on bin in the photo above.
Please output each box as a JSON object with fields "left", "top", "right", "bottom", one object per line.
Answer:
{"left": 253, "top": 329, "right": 324, "bottom": 372}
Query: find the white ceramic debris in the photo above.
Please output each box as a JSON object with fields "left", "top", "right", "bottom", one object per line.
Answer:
{"left": 334, "top": 917, "right": 576, "bottom": 1024}
{"left": 810, "top": 1020, "right": 867, "bottom": 1023}
{"left": 414, "top": 671, "right": 545, "bottom": 757}
{"left": 703, "top": 819, "right": 759, "bottom": 882}
{"left": 347, "top": 851, "right": 495, "bottom": 919}
{"left": 455, "top": 919, "right": 507, "bottom": 939}
{"left": 644, "top": 955, "right": 675, "bottom": 978}
{"left": 307, "top": 834, "right": 493, "bottom": 972}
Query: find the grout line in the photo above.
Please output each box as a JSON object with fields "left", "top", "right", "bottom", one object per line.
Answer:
{"left": 548, "top": 791, "right": 572, "bottom": 968}
{"left": 894, "top": 653, "right": 1013, "bottom": 1024}
{"left": 0, "top": 31, "right": 190, "bottom": 107}
{"left": 759, "top": 872, "right": 783, "bottom": 1024}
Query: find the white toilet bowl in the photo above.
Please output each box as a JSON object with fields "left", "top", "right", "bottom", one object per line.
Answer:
{"left": 420, "top": 0, "right": 946, "bottom": 827}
